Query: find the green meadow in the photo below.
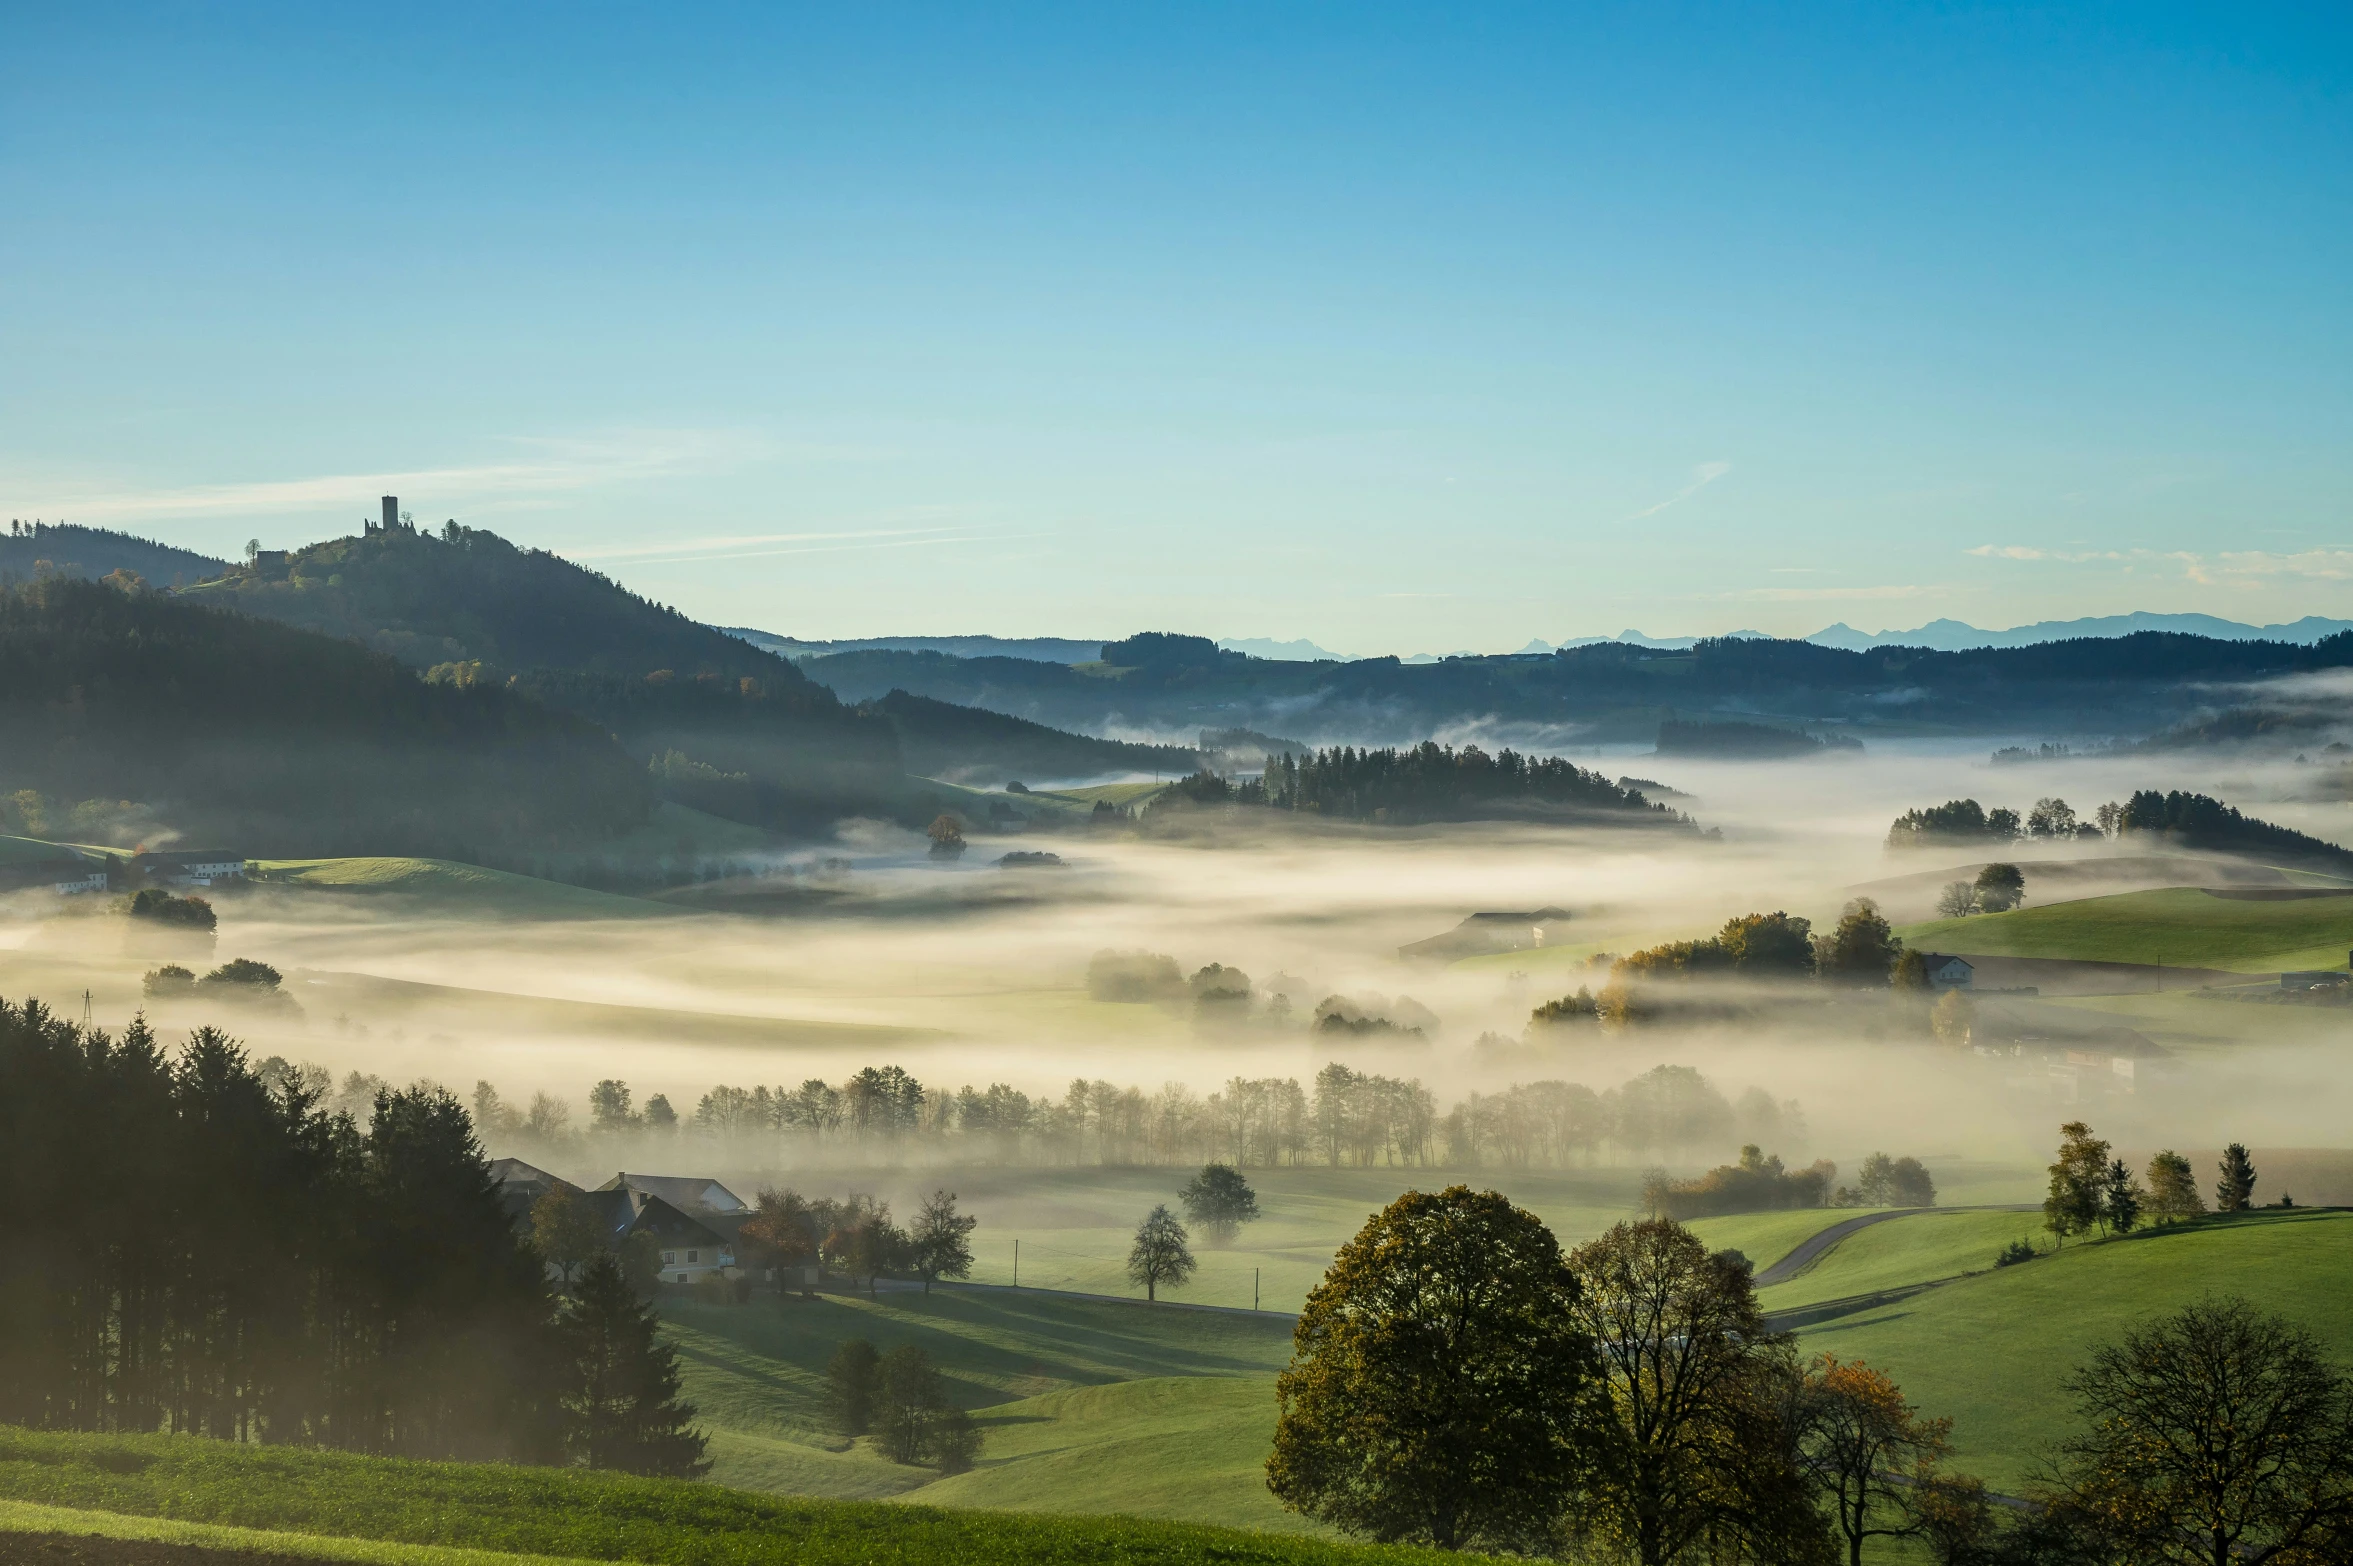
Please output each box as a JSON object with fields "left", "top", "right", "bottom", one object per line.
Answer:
{"left": 1899, "top": 885, "right": 2353, "bottom": 972}
{"left": 0, "top": 1427, "right": 1452, "bottom": 1566}
{"left": 253, "top": 857, "right": 672, "bottom": 920}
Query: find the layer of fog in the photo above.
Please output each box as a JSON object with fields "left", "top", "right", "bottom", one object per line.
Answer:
{"left": 6, "top": 737, "right": 2351, "bottom": 1193}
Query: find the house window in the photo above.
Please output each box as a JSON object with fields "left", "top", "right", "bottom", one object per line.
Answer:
{"left": 686, "top": 1249, "right": 699, "bottom": 1264}
{"left": 662, "top": 1251, "right": 676, "bottom": 1264}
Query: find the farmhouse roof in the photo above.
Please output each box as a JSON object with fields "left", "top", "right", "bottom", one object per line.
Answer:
{"left": 595, "top": 1171, "right": 748, "bottom": 1213}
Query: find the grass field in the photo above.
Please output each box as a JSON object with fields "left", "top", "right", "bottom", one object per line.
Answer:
{"left": 252, "top": 858, "right": 674, "bottom": 920}
{"left": 0, "top": 1501, "right": 604, "bottom": 1566}
{"left": 0, "top": 1428, "right": 1454, "bottom": 1566}
{"left": 1800, "top": 1209, "right": 2353, "bottom": 1490}
{"left": 1682, "top": 1208, "right": 1876, "bottom": 1269}
{"left": 1753, "top": 1208, "right": 2044, "bottom": 1310}
{"left": 1898, "top": 886, "right": 2353, "bottom": 973}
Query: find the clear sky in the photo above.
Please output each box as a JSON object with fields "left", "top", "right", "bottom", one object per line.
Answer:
{"left": 4, "top": 4, "right": 2348, "bottom": 652}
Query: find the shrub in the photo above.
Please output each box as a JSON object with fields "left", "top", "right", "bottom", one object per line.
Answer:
{"left": 1995, "top": 1238, "right": 2037, "bottom": 1267}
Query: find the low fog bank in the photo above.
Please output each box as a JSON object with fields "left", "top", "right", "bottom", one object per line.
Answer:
{"left": 4, "top": 742, "right": 2349, "bottom": 1211}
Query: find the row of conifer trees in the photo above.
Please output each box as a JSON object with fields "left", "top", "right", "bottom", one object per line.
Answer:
{"left": 0, "top": 996, "right": 702, "bottom": 1473}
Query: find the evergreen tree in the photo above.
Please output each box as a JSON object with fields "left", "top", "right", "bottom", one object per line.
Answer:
{"left": 2217, "top": 1143, "right": 2259, "bottom": 1212}
{"left": 2101, "top": 1158, "right": 2143, "bottom": 1236}
{"left": 555, "top": 1253, "right": 709, "bottom": 1477}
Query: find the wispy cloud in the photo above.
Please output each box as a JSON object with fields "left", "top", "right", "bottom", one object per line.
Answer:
{"left": 5, "top": 428, "right": 826, "bottom": 526}
{"left": 1621, "top": 460, "right": 1731, "bottom": 522}
{"left": 1967, "top": 542, "right": 2353, "bottom": 586}
{"left": 1729, "top": 583, "right": 1930, "bottom": 603}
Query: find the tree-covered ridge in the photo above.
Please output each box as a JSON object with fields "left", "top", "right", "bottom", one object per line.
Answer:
{"left": 863, "top": 688, "right": 1200, "bottom": 783}
{"left": 1886, "top": 788, "right": 2353, "bottom": 871}
{"left": 0, "top": 576, "right": 652, "bottom": 856}
{"left": 803, "top": 628, "right": 2353, "bottom": 743}
{"left": 0, "top": 520, "right": 231, "bottom": 586}
{"left": 1156, "top": 743, "right": 1688, "bottom": 827}
{"left": 182, "top": 523, "right": 827, "bottom": 687}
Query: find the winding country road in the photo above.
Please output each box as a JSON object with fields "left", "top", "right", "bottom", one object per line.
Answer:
{"left": 1752, "top": 1204, "right": 2039, "bottom": 1287}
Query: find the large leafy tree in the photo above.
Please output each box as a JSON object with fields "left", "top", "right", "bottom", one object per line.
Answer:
{"left": 909, "top": 1188, "right": 976, "bottom": 1294}
{"left": 1178, "top": 1163, "right": 1262, "bottom": 1245}
{"left": 2145, "top": 1150, "right": 2205, "bottom": 1224}
{"left": 555, "top": 1253, "right": 709, "bottom": 1478}
{"left": 1566, "top": 1218, "right": 1828, "bottom": 1566}
{"left": 531, "top": 1185, "right": 606, "bottom": 1292}
{"left": 2044, "top": 1121, "right": 2110, "bottom": 1244}
{"left": 1267, "top": 1186, "right": 1603, "bottom": 1552}
{"left": 1126, "top": 1204, "right": 1196, "bottom": 1302}
{"left": 1813, "top": 898, "right": 1902, "bottom": 986}
{"left": 2048, "top": 1297, "right": 2353, "bottom": 1565}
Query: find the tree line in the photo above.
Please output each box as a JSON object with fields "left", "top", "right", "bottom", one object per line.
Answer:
{"left": 0, "top": 997, "right": 704, "bottom": 1477}
{"left": 1269, "top": 1188, "right": 2353, "bottom": 1562}
{"left": 468, "top": 1061, "right": 1807, "bottom": 1173}
{"left": 1144, "top": 741, "right": 1698, "bottom": 827}
{"left": 1887, "top": 789, "right": 2353, "bottom": 871}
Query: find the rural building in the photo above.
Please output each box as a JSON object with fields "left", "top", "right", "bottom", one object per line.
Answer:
{"left": 1914, "top": 953, "right": 1974, "bottom": 990}
{"left": 491, "top": 1161, "right": 741, "bottom": 1287}
{"left": 1400, "top": 907, "right": 1573, "bottom": 962}
{"left": 127, "top": 850, "right": 248, "bottom": 887}
{"left": 594, "top": 1171, "right": 747, "bottom": 1213}
{"left": 0, "top": 858, "right": 111, "bottom": 896}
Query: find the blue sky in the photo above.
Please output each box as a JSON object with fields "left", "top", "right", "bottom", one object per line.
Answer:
{"left": 4, "top": 3, "right": 2348, "bottom": 652}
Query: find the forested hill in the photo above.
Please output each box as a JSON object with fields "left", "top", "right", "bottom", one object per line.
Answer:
{"left": 181, "top": 522, "right": 824, "bottom": 687}
{"left": 863, "top": 689, "right": 1201, "bottom": 783}
{"left": 0, "top": 521, "right": 230, "bottom": 586}
{"left": 801, "top": 629, "right": 2353, "bottom": 743}
{"left": 0, "top": 577, "right": 653, "bottom": 858}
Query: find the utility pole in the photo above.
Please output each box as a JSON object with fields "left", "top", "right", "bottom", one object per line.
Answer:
{"left": 1013, "top": 1238, "right": 1019, "bottom": 1289}
{"left": 1254, "top": 1267, "right": 1259, "bottom": 1311}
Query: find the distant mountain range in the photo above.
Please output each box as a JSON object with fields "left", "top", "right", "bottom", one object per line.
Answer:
{"left": 729, "top": 629, "right": 1356, "bottom": 664}
{"left": 1799, "top": 612, "right": 2353, "bottom": 651}
{"left": 737, "top": 612, "right": 2351, "bottom": 668}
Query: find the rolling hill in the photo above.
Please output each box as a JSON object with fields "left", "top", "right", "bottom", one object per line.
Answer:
{"left": 0, "top": 522, "right": 230, "bottom": 587}
{"left": 1898, "top": 886, "right": 2353, "bottom": 973}
{"left": 0, "top": 577, "right": 652, "bottom": 860}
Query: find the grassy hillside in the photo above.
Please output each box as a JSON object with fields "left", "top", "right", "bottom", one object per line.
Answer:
{"left": 1753, "top": 1208, "right": 2043, "bottom": 1310}
{"left": 255, "top": 858, "right": 677, "bottom": 920}
{"left": 865, "top": 691, "right": 1198, "bottom": 786}
{"left": 1899, "top": 885, "right": 2353, "bottom": 971}
{"left": 1799, "top": 1210, "right": 2353, "bottom": 1490}
{"left": 0, "top": 1500, "right": 603, "bottom": 1566}
{"left": 0, "top": 1426, "right": 1449, "bottom": 1566}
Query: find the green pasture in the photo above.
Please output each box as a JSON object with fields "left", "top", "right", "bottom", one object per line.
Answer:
{"left": 1799, "top": 1209, "right": 2353, "bottom": 1490}
{"left": 1682, "top": 1208, "right": 1874, "bottom": 1269}
{"left": 0, "top": 1426, "right": 1452, "bottom": 1566}
{"left": 0, "top": 1500, "right": 604, "bottom": 1566}
{"left": 1898, "top": 886, "right": 2353, "bottom": 973}
{"left": 1753, "top": 1208, "right": 2043, "bottom": 1310}
{"left": 252, "top": 858, "right": 673, "bottom": 920}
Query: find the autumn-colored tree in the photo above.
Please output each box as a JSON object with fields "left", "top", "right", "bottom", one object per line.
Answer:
{"left": 1126, "top": 1204, "right": 1195, "bottom": 1302}
{"left": 1930, "top": 990, "right": 1974, "bottom": 1049}
{"left": 1267, "top": 1187, "right": 1603, "bottom": 1552}
{"left": 737, "top": 1186, "right": 819, "bottom": 1288}
{"left": 1566, "top": 1218, "right": 1827, "bottom": 1566}
{"left": 1798, "top": 1356, "right": 1958, "bottom": 1566}
{"left": 926, "top": 814, "right": 967, "bottom": 859}
{"left": 2043, "top": 1121, "right": 2110, "bottom": 1244}
{"left": 2048, "top": 1297, "right": 2353, "bottom": 1565}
